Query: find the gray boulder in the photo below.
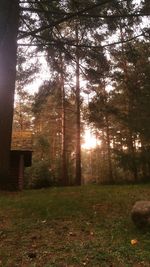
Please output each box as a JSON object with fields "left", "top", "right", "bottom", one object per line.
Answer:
{"left": 131, "top": 201, "right": 150, "bottom": 229}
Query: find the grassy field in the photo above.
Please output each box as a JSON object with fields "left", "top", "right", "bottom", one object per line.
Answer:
{"left": 0, "top": 185, "right": 150, "bottom": 267}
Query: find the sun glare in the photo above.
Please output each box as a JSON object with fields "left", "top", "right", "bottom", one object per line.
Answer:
{"left": 82, "top": 129, "right": 101, "bottom": 150}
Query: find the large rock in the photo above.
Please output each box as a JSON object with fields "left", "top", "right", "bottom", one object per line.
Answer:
{"left": 131, "top": 201, "right": 150, "bottom": 229}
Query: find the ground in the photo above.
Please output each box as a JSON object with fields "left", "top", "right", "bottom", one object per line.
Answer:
{"left": 0, "top": 185, "right": 150, "bottom": 267}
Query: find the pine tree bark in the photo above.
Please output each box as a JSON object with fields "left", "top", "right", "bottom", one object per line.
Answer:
{"left": 75, "top": 25, "right": 81, "bottom": 185}
{"left": 60, "top": 54, "right": 69, "bottom": 186}
{"left": 105, "top": 115, "right": 113, "bottom": 183}
{"left": 0, "top": 0, "right": 19, "bottom": 188}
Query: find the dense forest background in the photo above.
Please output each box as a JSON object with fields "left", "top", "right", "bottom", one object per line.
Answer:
{"left": 0, "top": 0, "right": 149, "bottom": 189}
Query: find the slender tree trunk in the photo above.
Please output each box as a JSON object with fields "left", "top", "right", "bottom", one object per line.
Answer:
{"left": 75, "top": 25, "right": 81, "bottom": 185}
{"left": 60, "top": 54, "right": 68, "bottom": 186}
{"left": 0, "top": 0, "right": 19, "bottom": 188}
{"left": 105, "top": 115, "right": 113, "bottom": 183}
{"left": 128, "top": 130, "right": 138, "bottom": 181}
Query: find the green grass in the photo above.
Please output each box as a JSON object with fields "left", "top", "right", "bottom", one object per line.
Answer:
{"left": 0, "top": 185, "right": 150, "bottom": 266}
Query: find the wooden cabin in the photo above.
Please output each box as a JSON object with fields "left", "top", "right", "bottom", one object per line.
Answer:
{"left": 10, "top": 131, "right": 33, "bottom": 190}
{"left": 10, "top": 150, "right": 32, "bottom": 190}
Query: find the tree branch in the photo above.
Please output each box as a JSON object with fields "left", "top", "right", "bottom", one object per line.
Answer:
{"left": 18, "top": 0, "right": 123, "bottom": 39}
{"left": 20, "top": 6, "right": 150, "bottom": 18}
{"left": 18, "top": 33, "right": 145, "bottom": 48}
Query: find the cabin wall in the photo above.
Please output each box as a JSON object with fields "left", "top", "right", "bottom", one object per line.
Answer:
{"left": 10, "top": 150, "right": 32, "bottom": 190}
{"left": 9, "top": 157, "right": 20, "bottom": 190}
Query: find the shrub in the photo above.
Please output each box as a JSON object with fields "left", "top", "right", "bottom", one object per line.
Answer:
{"left": 25, "top": 161, "right": 55, "bottom": 189}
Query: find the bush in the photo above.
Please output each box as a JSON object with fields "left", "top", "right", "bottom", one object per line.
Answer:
{"left": 25, "top": 161, "right": 55, "bottom": 189}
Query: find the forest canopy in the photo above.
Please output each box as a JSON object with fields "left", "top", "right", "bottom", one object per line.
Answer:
{"left": 0, "top": 0, "right": 149, "bottom": 189}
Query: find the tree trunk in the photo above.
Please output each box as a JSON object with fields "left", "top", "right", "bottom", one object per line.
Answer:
{"left": 0, "top": 0, "right": 19, "bottom": 189}
{"left": 75, "top": 25, "right": 81, "bottom": 185}
{"left": 128, "top": 130, "right": 138, "bottom": 181}
{"left": 60, "top": 54, "right": 69, "bottom": 186}
{"left": 105, "top": 115, "right": 113, "bottom": 183}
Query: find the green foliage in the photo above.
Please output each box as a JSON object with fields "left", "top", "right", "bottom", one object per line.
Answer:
{"left": 25, "top": 161, "right": 56, "bottom": 189}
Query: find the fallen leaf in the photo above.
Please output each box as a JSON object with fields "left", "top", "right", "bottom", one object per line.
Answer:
{"left": 131, "top": 239, "right": 138, "bottom": 245}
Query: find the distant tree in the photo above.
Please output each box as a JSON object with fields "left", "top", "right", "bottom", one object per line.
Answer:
{"left": 13, "top": 49, "right": 37, "bottom": 132}
{"left": 110, "top": 39, "right": 150, "bottom": 181}
{"left": 13, "top": 91, "right": 33, "bottom": 132}
{"left": 87, "top": 86, "right": 115, "bottom": 183}
{"left": 32, "top": 80, "right": 77, "bottom": 185}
